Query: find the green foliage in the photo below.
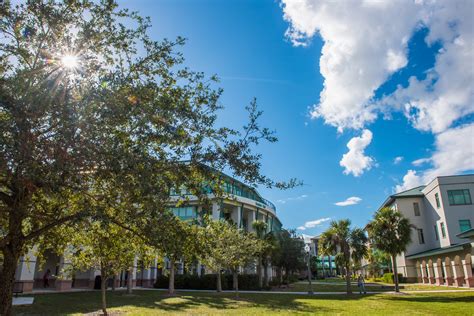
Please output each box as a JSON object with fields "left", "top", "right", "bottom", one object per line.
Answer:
{"left": 318, "top": 219, "right": 368, "bottom": 294}
{"left": 381, "top": 273, "right": 406, "bottom": 284}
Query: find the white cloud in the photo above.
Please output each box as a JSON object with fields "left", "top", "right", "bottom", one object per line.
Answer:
{"left": 276, "top": 194, "right": 308, "bottom": 204}
{"left": 412, "top": 158, "right": 431, "bottom": 166}
{"left": 334, "top": 196, "right": 362, "bottom": 206}
{"left": 281, "top": 1, "right": 474, "bottom": 135}
{"left": 297, "top": 217, "right": 331, "bottom": 230}
{"left": 394, "top": 156, "right": 404, "bottom": 164}
{"left": 340, "top": 129, "right": 374, "bottom": 176}
{"left": 396, "top": 123, "right": 474, "bottom": 192}
{"left": 281, "top": 0, "right": 421, "bottom": 131}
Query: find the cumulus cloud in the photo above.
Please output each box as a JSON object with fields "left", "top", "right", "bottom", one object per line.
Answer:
{"left": 394, "top": 156, "right": 404, "bottom": 164}
{"left": 395, "top": 123, "right": 474, "bottom": 192}
{"left": 281, "top": 0, "right": 421, "bottom": 131}
{"left": 334, "top": 196, "right": 362, "bottom": 206}
{"left": 340, "top": 129, "right": 374, "bottom": 176}
{"left": 297, "top": 217, "right": 331, "bottom": 230}
{"left": 281, "top": 0, "right": 474, "bottom": 135}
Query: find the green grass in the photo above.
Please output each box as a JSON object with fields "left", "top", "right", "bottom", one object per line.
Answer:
{"left": 277, "top": 281, "right": 471, "bottom": 292}
{"left": 12, "top": 290, "right": 474, "bottom": 315}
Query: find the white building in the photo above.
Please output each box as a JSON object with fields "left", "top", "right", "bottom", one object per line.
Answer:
{"left": 12, "top": 172, "right": 282, "bottom": 293}
{"left": 378, "top": 174, "right": 474, "bottom": 287}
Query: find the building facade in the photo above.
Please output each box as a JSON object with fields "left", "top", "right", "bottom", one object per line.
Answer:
{"left": 379, "top": 174, "right": 474, "bottom": 287}
{"left": 12, "top": 172, "right": 282, "bottom": 293}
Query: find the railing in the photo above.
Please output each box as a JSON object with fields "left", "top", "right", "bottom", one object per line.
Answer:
{"left": 262, "top": 198, "right": 277, "bottom": 213}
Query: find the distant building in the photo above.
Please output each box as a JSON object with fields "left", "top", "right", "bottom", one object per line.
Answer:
{"left": 378, "top": 174, "right": 473, "bottom": 287}
{"left": 13, "top": 170, "right": 281, "bottom": 293}
{"left": 309, "top": 236, "right": 336, "bottom": 277}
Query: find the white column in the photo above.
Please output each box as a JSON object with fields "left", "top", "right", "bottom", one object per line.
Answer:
{"left": 212, "top": 201, "right": 220, "bottom": 220}
{"left": 249, "top": 209, "right": 257, "bottom": 232}
{"left": 15, "top": 248, "right": 37, "bottom": 292}
{"left": 231, "top": 205, "right": 242, "bottom": 228}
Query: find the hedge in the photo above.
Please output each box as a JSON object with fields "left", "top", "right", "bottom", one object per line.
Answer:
{"left": 154, "top": 274, "right": 262, "bottom": 290}
{"left": 381, "top": 272, "right": 406, "bottom": 284}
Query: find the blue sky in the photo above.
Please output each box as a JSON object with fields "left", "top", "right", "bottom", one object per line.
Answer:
{"left": 120, "top": 0, "right": 474, "bottom": 236}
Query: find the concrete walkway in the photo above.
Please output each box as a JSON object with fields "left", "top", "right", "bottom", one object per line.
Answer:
{"left": 12, "top": 297, "right": 34, "bottom": 306}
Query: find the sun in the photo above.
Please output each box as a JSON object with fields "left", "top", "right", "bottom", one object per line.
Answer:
{"left": 60, "top": 54, "right": 79, "bottom": 69}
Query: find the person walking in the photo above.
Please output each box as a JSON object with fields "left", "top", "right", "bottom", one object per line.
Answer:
{"left": 43, "top": 269, "right": 51, "bottom": 288}
{"left": 357, "top": 274, "right": 366, "bottom": 294}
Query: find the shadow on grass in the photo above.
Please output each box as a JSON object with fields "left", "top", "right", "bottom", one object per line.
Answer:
{"left": 12, "top": 290, "right": 376, "bottom": 315}
{"left": 384, "top": 294, "right": 474, "bottom": 304}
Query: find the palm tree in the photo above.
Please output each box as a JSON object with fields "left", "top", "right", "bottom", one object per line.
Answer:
{"left": 319, "top": 219, "right": 368, "bottom": 294}
{"left": 366, "top": 207, "right": 412, "bottom": 292}
{"left": 252, "top": 220, "right": 268, "bottom": 288}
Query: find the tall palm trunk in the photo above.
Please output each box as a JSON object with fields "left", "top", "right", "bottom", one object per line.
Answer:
{"left": 168, "top": 259, "right": 175, "bottom": 295}
{"left": 345, "top": 265, "right": 352, "bottom": 294}
{"left": 391, "top": 255, "right": 400, "bottom": 292}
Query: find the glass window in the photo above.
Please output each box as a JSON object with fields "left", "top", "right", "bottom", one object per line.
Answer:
{"left": 434, "top": 225, "right": 439, "bottom": 240}
{"left": 440, "top": 222, "right": 446, "bottom": 238}
{"left": 459, "top": 220, "right": 471, "bottom": 233}
{"left": 417, "top": 229, "right": 425, "bottom": 244}
{"left": 413, "top": 202, "right": 420, "bottom": 216}
{"left": 435, "top": 193, "right": 440, "bottom": 208}
{"left": 447, "top": 189, "right": 472, "bottom": 205}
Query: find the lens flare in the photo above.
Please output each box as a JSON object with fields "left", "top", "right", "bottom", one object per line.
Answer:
{"left": 60, "top": 55, "right": 79, "bottom": 69}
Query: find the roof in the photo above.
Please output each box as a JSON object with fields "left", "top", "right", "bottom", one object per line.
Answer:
{"left": 391, "top": 186, "right": 426, "bottom": 198}
{"left": 405, "top": 242, "right": 471, "bottom": 260}
{"left": 457, "top": 228, "right": 474, "bottom": 239}
{"left": 378, "top": 185, "right": 426, "bottom": 210}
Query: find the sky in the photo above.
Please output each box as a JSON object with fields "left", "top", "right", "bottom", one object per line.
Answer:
{"left": 118, "top": 0, "right": 474, "bottom": 237}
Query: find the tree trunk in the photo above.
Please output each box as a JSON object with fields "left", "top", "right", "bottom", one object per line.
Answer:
{"left": 112, "top": 275, "right": 116, "bottom": 291}
{"left": 232, "top": 270, "right": 239, "bottom": 298}
{"left": 392, "top": 255, "right": 400, "bottom": 292}
{"left": 168, "top": 259, "right": 175, "bottom": 295}
{"left": 127, "top": 267, "right": 133, "bottom": 294}
{"left": 101, "top": 271, "right": 108, "bottom": 316}
{"left": 345, "top": 265, "right": 352, "bottom": 294}
{"left": 257, "top": 256, "right": 263, "bottom": 288}
{"left": 216, "top": 269, "right": 222, "bottom": 292}
{"left": 285, "top": 267, "right": 290, "bottom": 285}
{"left": 0, "top": 244, "right": 21, "bottom": 316}
{"left": 263, "top": 259, "right": 269, "bottom": 287}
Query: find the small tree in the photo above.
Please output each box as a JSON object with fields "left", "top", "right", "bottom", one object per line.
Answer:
{"left": 319, "top": 219, "right": 367, "bottom": 294}
{"left": 66, "top": 221, "right": 154, "bottom": 316}
{"left": 252, "top": 220, "right": 267, "bottom": 287}
{"left": 271, "top": 229, "right": 306, "bottom": 285}
{"left": 366, "top": 207, "right": 412, "bottom": 292}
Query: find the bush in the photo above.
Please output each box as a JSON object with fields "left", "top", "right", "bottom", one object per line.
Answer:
{"left": 381, "top": 273, "right": 405, "bottom": 284}
{"left": 154, "top": 273, "right": 261, "bottom": 290}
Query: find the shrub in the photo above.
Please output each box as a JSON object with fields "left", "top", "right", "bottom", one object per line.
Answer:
{"left": 153, "top": 273, "right": 261, "bottom": 290}
{"left": 381, "top": 273, "right": 405, "bottom": 284}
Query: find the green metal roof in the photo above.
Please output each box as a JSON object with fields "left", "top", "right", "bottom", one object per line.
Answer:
{"left": 405, "top": 242, "right": 471, "bottom": 260}
{"left": 457, "top": 228, "right": 474, "bottom": 239}
{"left": 391, "top": 185, "right": 426, "bottom": 198}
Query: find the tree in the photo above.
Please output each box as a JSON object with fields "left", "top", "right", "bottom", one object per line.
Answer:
{"left": 366, "top": 207, "right": 412, "bottom": 292}
{"left": 271, "top": 229, "right": 306, "bottom": 285}
{"left": 365, "top": 247, "right": 391, "bottom": 277}
{"left": 319, "top": 219, "right": 368, "bottom": 294}
{"left": 252, "top": 220, "right": 267, "bottom": 288}
{"left": 0, "top": 1, "right": 297, "bottom": 313}
{"left": 66, "top": 221, "right": 155, "bottom": 316}
{"left": 199, "top": 218, "right": 262, "bottom": 294}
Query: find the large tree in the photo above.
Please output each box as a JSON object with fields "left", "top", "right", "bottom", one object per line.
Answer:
{"left": 271, "top": 229, "right": 306, "bottom": 285}
{"left": 366, "top": 207, "right": 412, "bottom": 292}
{"left": 0, "top": 1, "right": 296, "bottom": 313}
{"left": 319, "top": 219, "right": 368, "bottom": 294}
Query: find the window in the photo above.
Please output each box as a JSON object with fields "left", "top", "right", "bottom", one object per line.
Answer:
{"left": 434, "top": 225, "right": 439, "bottom": 240}
{"left": 440, "top": 222, "right": 446, "bottom": 238}
{"left": 413, "top": 202, "right": 420, "bottom": 216}
{"left": 459, "top": 219, "right": 471, "bottom": 233}
{"left": 447, "top": 189, "right": 472, "bottom": 205}
{"left": 435, "top": 193, "right": 440, "bottom": 208}
{"left": 417, "top": 229, "right": 425, "bottom": 244}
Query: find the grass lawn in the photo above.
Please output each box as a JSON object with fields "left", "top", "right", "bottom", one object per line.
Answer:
{"left": 277, "top": 281, "right": 472, "bottom": 292}
{"left": 12, "top": 290, "right": 474, "bottom": 315}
